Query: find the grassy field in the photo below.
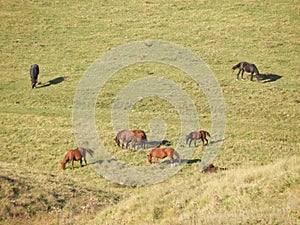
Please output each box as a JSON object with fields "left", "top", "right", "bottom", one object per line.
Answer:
{"left": 0, "top": 0, "right": 299, "bottom": 224}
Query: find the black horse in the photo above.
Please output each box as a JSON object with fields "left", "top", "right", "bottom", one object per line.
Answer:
{"left": 30, "top": 64, "right": 39, "bottom": 88}
{"left": 232, "top": 62, "right": 261, "bottom": 81}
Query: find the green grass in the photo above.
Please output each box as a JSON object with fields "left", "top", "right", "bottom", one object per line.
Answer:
{"left": 0, "top": 0, "right": 299, "bottom": 224}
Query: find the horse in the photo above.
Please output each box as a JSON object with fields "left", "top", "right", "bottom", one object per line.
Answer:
{"left": 231, "top": 62, "right": 261, "bottom": 81}
{"left": 114, "top": 130, "right": 137, "bottom": 149}
{"left": 131, "top": 129, "right": 148, "bottom": 149}
{"left": 30, "top": 64, "right": 39, "bottom": 88}
{"left": 114, "top": 129, "right": 148, "bottom": 149}
{"left": 61, "top": 147, "right": 94, "bottom": 170}
{"left": 147, "top": 147, "right": 181, "bottom": 165}
{"left": 186, "top": 130, "right": 211, "bottom": 147}
{"left": 201, "top": 163, "right": 227, "bottom": 173}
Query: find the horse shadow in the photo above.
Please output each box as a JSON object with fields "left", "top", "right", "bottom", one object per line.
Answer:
{"left": 38, "top": 76, "right": 67, "bottom": 88}
{"left": 259, "top": 74, "right": 282, "bottom": 83}
{"left": 146, "top": 140, "right": 172, "bottom": 148}
{"left": 185, "top": 158, "right": 201, "bottom": 164}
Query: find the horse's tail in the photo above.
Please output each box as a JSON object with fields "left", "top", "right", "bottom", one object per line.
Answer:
{"left": 205, "top": 131, "right": 211, "bottom": 137}
{"left": 172, "top": 150, "right": 181, "bottom": 164}
{"left": 86, "top": 148, "right": 94, "bottom": 157}
{"left": 143, "top": 132, "right": 148, "bottom": 141}
{"left": 252, "top": 64, "right": 260, "bottom": 75}
{"left": 114, "top": 136, "right": 120, "bottom": 147}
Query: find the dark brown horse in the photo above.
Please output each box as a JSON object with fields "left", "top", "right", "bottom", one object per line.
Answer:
{"left": 186, "top": 130, "right": 211, "bottom": 147}
{"left": 30, "top": 64, "right": 39, "bottom": 89}
{"left": 61, "top": 148, "right": 94, "bottom": 170}
{"left": 147, "top": 147, "right": 181, "bottom": 164}
{"left": 232, "top": 62, "right": 261, "bottom": 81}
{"left": 202, "top": 163, "right": 227, "bottom": 173}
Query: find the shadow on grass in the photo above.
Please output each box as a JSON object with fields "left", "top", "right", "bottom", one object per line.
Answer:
{"left": 259, "top": 74, "right": 282, "bottom": 83}
{"left": 146, "top": 140, "right": 172, "bottom": 148}
{"left": 38, "top": 76, "right": 67, "bottom": 88}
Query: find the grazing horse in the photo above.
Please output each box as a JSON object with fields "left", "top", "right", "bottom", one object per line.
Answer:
{"left": 114, "top": 130, "right": 137, "bottom": 149}
{"left": 132, "top": 129, "right": 148, "bottom": 149}
{"left": 231, "top": 62, "right": 261, "bottom": 81}
{"left": 114, "top": 129, "right": 148, "bottom": 149}
{"left": 186, "top": 130, "right": 211, "bottom": 147}
{"left": 147, "top": 147, "right": 181, "bottom": 164}
{"left": 202, "top": 163, "right": 227, "bottom": 173}
{"left": 30, "top": 64, "right": 39, "bottom": 88}
{"left": 61, "top": 148, "right": 94, "bottom": 170}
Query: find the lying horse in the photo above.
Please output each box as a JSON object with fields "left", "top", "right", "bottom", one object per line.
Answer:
{"left": 231, "top": 62, "right": 261, "bottom": 81}
{"left": 61, "top": 147, "right": 94, "bottom": 170}
{"left": 30, "top": 64, "right": 39, "bottom": 88}
{"left": 202, "top": 163, "right": 227, "bottom": 173}
{"left": 186, "top": 130, "right": 210, "bottom": 147}
{"left": 147, "top": 147, "right": 181, "bottom": 164}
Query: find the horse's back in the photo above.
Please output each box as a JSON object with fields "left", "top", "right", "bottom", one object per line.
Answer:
{"left": 72, "top": 149, "right": 83, "bottom": 160}
{"left": 132, "top": 129, "right": 147, "bottom": 140}
{"left": 117, "top": 130, "right": 133, "bottom": 139}
{"left": 188, "top": 131, "right": 198, "bottom": 138}
{"left": 30, "top": 64, "right": 39, "bottom": 75}
{"left": 200, "top": 130, "right": 210, "bottom": 137}
{"left": 151, "top": 147, "right": 174, "bottom": 156}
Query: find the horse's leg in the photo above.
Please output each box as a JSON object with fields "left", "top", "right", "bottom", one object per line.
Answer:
{"left": 204, "top": 137, "right": 209, "bottom": 145}
{"left": 80, "top": 158, "right": 83, "bottom": 167}
{"left": 155, "top": 157, "right": 159, "bottom": 163}
{"left": 71, "top": 160, "right": 74, "bottom": 170}
{"left": 241, "top": 70, "right": 245, "bottom": 80}
{"left": 188, "top": 138, "right": 192, "bottom": 147}
{"left": 143, "top": 140, "right": 146, "bottom": 149}
{"left": 250, "top": 72, "right": 254, "bottom": 81}
{"left": 236, "top": 69, "right": 241, "bottom": 80}
{"left": 199, "top": 137, "right": 203, "bottom": 145}
{"left": 194, "top": 138, "right": 197, "bottom": 147}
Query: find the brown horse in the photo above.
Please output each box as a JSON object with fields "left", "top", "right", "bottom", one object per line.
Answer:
{"left": 61, "top": 148, "right": 94, "bottom": 170}
{"left": 186, "top": 130, "right": 211, "bottom": 147}
{"left": 132, "top": 129, "right": 148, "bottom": 149}
{"left": 114, "top": 130, "right": 136, "bottom": 149}
{"left": 114, "top": 129, "right": 148, "bottom": 149}
{"left": 202, "top": 163, "right": 227, "bottom": 173}
{"left": 147, "top": 147, "right": 181, "bottom": 164}
{"left": 232, "top": 62, "right": 261, "bottom": 81}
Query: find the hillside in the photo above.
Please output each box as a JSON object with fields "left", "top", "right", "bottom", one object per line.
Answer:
{"left": 0, "top": 0, "right": 299, "bottom": 224}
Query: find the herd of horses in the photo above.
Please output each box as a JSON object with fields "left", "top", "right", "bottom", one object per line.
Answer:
{"left": 49, "top": 61, "right": 260, "bottom": 172}
{"left": 60, "top": 129, "right": 211, "bottom": 171}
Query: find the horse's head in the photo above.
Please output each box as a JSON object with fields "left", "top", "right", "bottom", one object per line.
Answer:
{"left": 147, "top": 154, "right": 152, "bottom": 164}
{"left": 61, "top": 161, "right": 66, "bottom": 170}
